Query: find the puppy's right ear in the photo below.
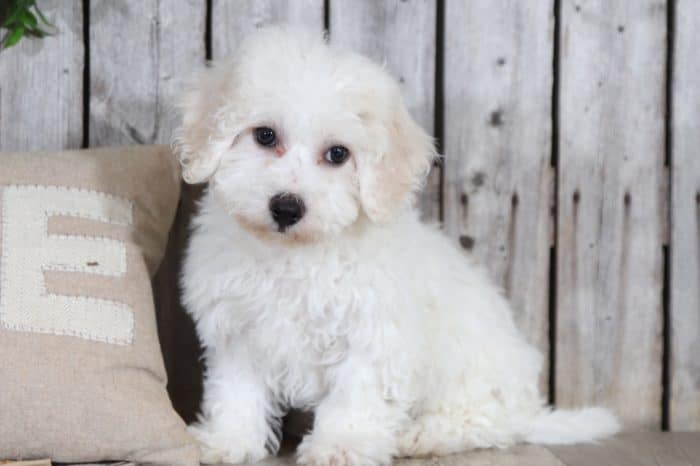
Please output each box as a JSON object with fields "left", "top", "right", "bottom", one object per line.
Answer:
{"left": 173, "top": 66, "right": 234, "bottom": 184}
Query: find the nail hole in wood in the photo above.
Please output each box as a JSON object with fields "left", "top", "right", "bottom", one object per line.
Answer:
{"left": 624, "top": 191, "right": 631, "bottom": 206}
{"left": 573, "top": 190, "right": 580, "bottom": 204}
{"left": 460, "top": 193, "right": 469, "bottom": 206}
{"left": 511, "top": 192, "right": 519, "bottom": 207}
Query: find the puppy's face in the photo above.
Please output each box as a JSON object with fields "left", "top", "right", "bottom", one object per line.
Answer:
{"left": 207, "top": 88, "right": 371, "bottom": 242}
{"left": 175, "top": 28, "right": 436, "bottom": 243}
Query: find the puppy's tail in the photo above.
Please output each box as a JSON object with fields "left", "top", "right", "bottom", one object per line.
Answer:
{"left": 525, "top": 407, "right": 620, "bottom": 445}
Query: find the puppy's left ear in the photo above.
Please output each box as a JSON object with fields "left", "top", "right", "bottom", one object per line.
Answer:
{"left": 173, "top": 66, "right": 236, "bottom": 184}
{"left": 358, "top": 102, "right": 437, "bottom": 223}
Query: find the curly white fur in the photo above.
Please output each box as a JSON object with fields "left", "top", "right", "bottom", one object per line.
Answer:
{"left": 176, "top": 27, "right": 619, "bottom": 466}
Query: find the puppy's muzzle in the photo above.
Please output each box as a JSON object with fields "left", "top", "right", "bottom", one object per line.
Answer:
{"left": 269, "top": 193, "right": 305, "bottom": 232}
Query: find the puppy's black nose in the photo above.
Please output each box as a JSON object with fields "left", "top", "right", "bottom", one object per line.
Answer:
{"left": 269, "top": 193, "right": 305, "bottom": 231}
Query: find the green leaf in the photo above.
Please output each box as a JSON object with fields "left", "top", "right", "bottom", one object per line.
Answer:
{"left": 28, "top": 5, "right": 56, "bottom": 36}
{"left": 1, "top": 0, "right": 33, "bottom": 27}
{"left": 33, "top": 4, "right": 52, "bottom": 27}
{"left": 0, "top": 0, "right": 56, "bottom": 49}
{"left": 2, "top": 24, "right": 26, "bottom": 48}
{"left": 19, "top": 9, "right": 37, "bottom": 29}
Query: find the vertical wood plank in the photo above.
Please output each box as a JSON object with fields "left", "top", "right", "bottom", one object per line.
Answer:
{"left": 329, "top": 0, "right": 439, "bottom": 221}
{"left": 442, "top": 0, "right": 555, "bottom": 387}
{"left": 211, "top": 0, "right": 324, "bottom": 59}
{"left": 89, "top": 0, "right": 206, "bottom": 421}
{"left": 556, "top": 0, "right": 666, "bottom": 429}
{"left": 0, "top": 0, "right": 83, "bottom": 151}
{"left": 670, "top": 0, "right": 700, "bottom": 431}
{"left": 89, "top": 0, "right": 205, "bottom": 146}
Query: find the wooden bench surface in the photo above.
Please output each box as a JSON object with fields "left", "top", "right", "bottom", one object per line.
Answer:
{"left": 55, "top": 432, "right": 698, "bottom": 465}
{"left": 236, "top": 433, "right": 700, "bottom": 466}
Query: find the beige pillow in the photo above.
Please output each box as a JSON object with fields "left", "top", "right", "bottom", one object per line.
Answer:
{"left": 0, "top": 146, "right": 198, "bottom": 466}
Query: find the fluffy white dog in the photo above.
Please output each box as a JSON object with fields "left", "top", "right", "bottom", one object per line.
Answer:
{"left": 175, "top": 27, "right": 619, "bottom": 466}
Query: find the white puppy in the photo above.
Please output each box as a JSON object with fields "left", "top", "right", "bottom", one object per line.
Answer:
{"left": 175, "top": 27, "right": 619, "bottom": 466}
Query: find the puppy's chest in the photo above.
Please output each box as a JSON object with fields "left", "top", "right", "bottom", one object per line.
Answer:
{"left": 235, "top": 258, "right": 362, "bottom": 365}
{"left": 235, "top": 260, "right": 361, "bottom": 406}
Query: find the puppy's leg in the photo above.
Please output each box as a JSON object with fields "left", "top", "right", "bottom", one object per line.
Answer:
{"left": 190, "top": 347, "right": 278, "bottom": 464}
{"left": 297, "top": 359, "right": 405, "bottom": 466}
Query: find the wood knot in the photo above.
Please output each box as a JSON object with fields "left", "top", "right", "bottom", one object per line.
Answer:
{"left": 573, "top": 190, "right": 581, "bottom": 204}
{"left": 489, "top": 109, "right": 504, "bottom": 127}
{"left": 459, "top": 235, "right": 475, "bottom": 250}
{"left": 471, "top": 172, "right": 485, "bottom": 187}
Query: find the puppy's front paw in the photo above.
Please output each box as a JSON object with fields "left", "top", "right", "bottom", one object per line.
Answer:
{"left": 188, "top": 423, "right": 268, "bottom": 464}
{"left": 297, "top": 435, "right": 389, "bottom": 466}
{"left": 297, "top": 443, "right": 360, "bottom": 466}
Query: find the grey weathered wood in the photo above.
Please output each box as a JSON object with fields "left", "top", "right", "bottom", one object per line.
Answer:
{"left": 239, "top": 444, "right": 566, "bottom": 466}
{"left": 64, "top": 433, "right": 700, "bottom": 466}
{"left": 548, "top": 432, "right": 700, "bottom": 466}
{"left": 0, "top": 0, "right": 83, "bottom": 151}
{"left": 556, "top": 1, "right": 666, "bottom": 429}
{"left": 442, "top": 1, "right": 555, "bottom": 388}
{"left": 329, "top": 0, "right": 439, "bottom": 221}
{"left": 211, "top": 0, "right": 324, "bottom": 59}
{"left": 89, "top": 0, "right": 205, "bottom": 146}
{"left": 670, "top": 0, "right": 700, "bottom": 431}
{"left": 88, "top": 0, "right": 207, "bottom": 422}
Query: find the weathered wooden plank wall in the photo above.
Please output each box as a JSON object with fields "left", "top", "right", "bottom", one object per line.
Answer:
{"left": 0, "top": 1, "right": 83, "bottom": 150}
{"left": 89, "top": 0, "right": 205, "bottom": 146}
{"left": 0, "top": 0, "right": 698, "bottom": 432}
{"left": 211, "top": 0, "right": 324, "bottom": 58}
{"left": 85, "top": 0, "right": 207, "bottom": 422}
{"left": 443, "top": 0, "right": 554, "bottom": 392}
{"left": 556, "top": 0, "right": 667, "bottom": 430}
{"left": 670, "top": 0, "right": 700, "bottom": 431}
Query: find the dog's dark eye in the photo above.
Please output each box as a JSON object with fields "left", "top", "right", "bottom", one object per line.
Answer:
{"left": 324, "top": 145, "right": 350, "bottom": 165}
{"left": 254, "top": 127, "right": 277, "bottom": 147}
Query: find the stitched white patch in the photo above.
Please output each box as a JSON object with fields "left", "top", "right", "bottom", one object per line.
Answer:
{"left": 0, "top": 185, "right": 135, "bottom": 345}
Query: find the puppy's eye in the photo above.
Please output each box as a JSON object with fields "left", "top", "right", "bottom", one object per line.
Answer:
{"left": 324, "top": 145, "right": 350, "bottom": 165}
{"left": 254, "top": 127, "right": 277, "bottom": 147}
